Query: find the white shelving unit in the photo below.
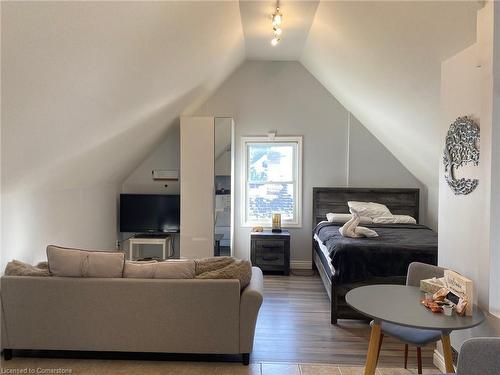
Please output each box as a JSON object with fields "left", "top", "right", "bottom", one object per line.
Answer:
{"left": 128, "top": 236, "right": 172, "bottom": 260}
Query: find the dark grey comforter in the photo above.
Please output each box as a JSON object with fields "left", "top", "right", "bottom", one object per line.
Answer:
{"left": 314, "top": 221, "right": 438, "bottom": 284}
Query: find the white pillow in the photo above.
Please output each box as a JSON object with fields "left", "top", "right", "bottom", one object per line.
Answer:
{"left": 347, "top": 201, "right": 392, "bottom": 219}
{"left": 326, "top": 213, "right": 373, "bottom": 225}
{"left": 373, "top": 215, "right": 417, "bottom": 224}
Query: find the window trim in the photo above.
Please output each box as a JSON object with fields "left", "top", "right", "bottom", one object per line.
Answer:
{"left": 241, "top": 136, "right": 303, "bottom": 228}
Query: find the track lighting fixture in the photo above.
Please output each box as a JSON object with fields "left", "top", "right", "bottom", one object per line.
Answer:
{"left": 270, "top": 2, "right": 282, "bottom": 46}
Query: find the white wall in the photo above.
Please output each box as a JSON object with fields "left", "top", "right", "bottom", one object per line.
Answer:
{"left": 1, "top": 185, "right": 119, "bottom": 269}
{"left": 120, "top": 54, "right": 429, "bottom": 264}
{"left": 348, "top": 116, "right": 425, "bottom": 219}
{"left": 439, "top": 2, "right": 495, "bottom": 314}
{"left": 122, "top": 124, "right": 181, "bottom": 195}
{"left": 119, "top": 60, "right": 428, "bottom": 265}
{"left": 189, "top": 61, "right": 422, "bottom": 264}
{"left": 437, "top": 7, "right": 500, "bottom": 357}
{"left": 488, "top": 2, "right": 500, "bottom": 317}
{"left": 440, "top": 43, "right": 490, "bottom": 307}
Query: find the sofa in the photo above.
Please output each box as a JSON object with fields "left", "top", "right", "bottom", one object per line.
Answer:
{"left": 0, "top": 266, "right": 263, "bottom": 365}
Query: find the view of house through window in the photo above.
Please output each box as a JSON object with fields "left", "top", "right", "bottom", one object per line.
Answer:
{"left": 243, "top": 136, "right": 302, "bottom": 227}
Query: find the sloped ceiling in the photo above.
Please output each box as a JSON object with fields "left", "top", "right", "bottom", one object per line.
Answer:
{"left": 2, "top": 0, "right": 480, "bottom": 230}
{"left": 1, "top": 1, "right": 245, "bottom": 193}
{"left": 300, "top": 1, "right": 479, "bottom": 228}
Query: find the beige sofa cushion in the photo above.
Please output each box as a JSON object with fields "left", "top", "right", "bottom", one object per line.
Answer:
{"left": 123, "top": 260, "right": 195, "bottom": 279}
{"left": 123, "top": 261, "right": 157, "bottom": 278}
{"left": 47, "top": 245, "right": 125, "bottom": 278}
{"left": 154, "top": 260, "right": 195, "bottom": 279}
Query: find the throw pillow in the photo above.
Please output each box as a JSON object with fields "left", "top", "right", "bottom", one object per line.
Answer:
{"left": 46, "top": 245, "right": 125, "bottom": 278}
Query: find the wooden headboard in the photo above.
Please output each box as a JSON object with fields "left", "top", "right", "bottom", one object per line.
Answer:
{"left": 312, "top": 187, "right": 420, "bottom": 226}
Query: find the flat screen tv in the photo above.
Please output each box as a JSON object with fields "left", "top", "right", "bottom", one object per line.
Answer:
{"left": 119, "top": 194, "right": 180, "bottom": 233}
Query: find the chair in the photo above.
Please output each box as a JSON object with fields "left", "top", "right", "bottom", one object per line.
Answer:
{"left": 374, "top": 262, "right": 446, "bottom": 374}
{"left": 453, "top": 337, "right": 500, "bottom": 375}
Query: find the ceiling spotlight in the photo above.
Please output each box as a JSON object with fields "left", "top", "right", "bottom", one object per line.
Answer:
{"left": 272, "top": 11, "right": 282, "bottom": 27}
{"left": 270, "top": 2, "right": 283, "bottom": 46}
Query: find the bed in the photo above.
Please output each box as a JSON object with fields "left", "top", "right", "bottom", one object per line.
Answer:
{"left": 312, "top": 187, "right": 438, "bottom": 324}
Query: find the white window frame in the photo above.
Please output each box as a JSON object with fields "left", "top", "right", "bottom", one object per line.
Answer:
{"left": 241, "top": 136, "right": 303, "bottom": 228}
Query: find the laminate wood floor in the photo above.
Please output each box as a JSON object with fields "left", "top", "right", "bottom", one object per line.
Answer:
{"left": 252, "top": 272, "right": 437, "bottom": 369}
{"left": 0, "top": 358, "right": 441, "bottom": 375}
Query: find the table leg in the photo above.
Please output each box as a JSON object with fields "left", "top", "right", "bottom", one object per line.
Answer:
{"left": 364, "top": 321, "right": 382, "bottom": 375}
{"left": 441, "top": 333, "right": 455, "bottom": 373}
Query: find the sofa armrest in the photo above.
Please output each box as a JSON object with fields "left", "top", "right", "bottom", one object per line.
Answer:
{"left": 1, "top": 292, "right": 9, "bottom": 350}
{"left": 239, "top": 267, "right": 263, "bottom": 353}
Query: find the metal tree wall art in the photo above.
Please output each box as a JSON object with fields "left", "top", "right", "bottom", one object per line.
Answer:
{"left": 443, "top": 116, "right": 480, "bottom": 195}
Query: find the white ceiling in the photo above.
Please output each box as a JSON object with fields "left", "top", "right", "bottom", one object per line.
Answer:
{"left": 2, "top": 0, "right": 480, "bottom": 228}
{"left": 300, "top": 1, "right": 479, "bottom": 228}
{"left": 2, "top": 1, "right": 245, "bottom": 192}
{"left": 240, "top": 0, "right": 319, "bottom": 60}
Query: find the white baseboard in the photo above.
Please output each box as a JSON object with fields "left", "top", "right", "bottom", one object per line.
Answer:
{"left": 433, "top": 349, "right": 446, "bottom": 373}
{"left": 434, "top": 348, "right": 456, "bottom": 373}
{"left": 291, "top": 260, "right": 312, "bottom": 269}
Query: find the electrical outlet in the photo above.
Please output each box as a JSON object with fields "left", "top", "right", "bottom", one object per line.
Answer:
{"left": 115, "top": 240, "right": 120, "bottom": 249}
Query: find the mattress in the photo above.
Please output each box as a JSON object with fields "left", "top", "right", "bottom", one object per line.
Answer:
{"left": 313, "top": 233, "right": 333, "bottom": 278}
{"left": 314, "top": 221, "right": 438, "bottom": 284}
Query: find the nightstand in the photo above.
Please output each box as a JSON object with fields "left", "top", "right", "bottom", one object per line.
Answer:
{"left": 250, "top": 230, "right": 290, "bottom": 275}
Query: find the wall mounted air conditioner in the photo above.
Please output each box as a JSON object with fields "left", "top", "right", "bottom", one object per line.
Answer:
{"left": 152, "top": 169, "right": 179, "bottom": 181}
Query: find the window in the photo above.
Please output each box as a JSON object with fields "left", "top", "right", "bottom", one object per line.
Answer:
{"left": 242, "top": 136, "right": 302, "bottom": 227}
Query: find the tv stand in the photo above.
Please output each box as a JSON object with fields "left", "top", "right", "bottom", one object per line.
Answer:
{"left": 129, "top": 234, "right": 174, "bottom": 260}
{"left": 135, "top": 233, "right": 177, "bottom": 239}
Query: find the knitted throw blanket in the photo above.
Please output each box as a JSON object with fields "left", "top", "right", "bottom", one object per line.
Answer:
{"left": 194, "top": 256, "right": 252, "bottom": 289}
{"left": 5, "top": 260, "right": 51, "bottom": 277}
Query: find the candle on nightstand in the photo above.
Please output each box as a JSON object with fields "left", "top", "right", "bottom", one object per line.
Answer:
{"left": 272, "top": 213, "right": 282, "bottom": 233}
